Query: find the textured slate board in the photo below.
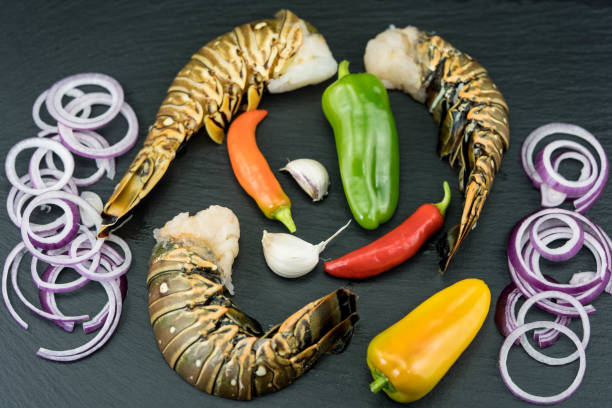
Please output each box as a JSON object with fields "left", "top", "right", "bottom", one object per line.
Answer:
{"left": 1, "top": 1, "right": 612, "bottom": 407}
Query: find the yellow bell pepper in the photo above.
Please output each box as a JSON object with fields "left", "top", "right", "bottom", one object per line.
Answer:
{"left": 367, "top": 278, "right": 490, "bottom": 403}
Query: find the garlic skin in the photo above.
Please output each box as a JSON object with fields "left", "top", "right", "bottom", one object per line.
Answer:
{"left": 281, "top": 158, "right": 329, "bottom": 202}
{"left": 262, "top": 220, "right": 351, "bottom": 278}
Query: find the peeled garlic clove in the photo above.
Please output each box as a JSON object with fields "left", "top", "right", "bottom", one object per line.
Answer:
{"left": 281, "top": 158, "right": 329, "bottom": 202}
{"left": 262, "top": 220, "right": 351, "bottom": 278}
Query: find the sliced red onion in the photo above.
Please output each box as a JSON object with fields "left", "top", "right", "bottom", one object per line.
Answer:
{"left": 495, "top": 281, "right": 571, "bottom": 348}
{"left": 535, "top": 140, "right": 597, "bottom": 196}
{"left": 83, "top": 274, "right": 127, "bottom": 334}
{"left": 5, "top": 138, "right": 75, "bottom": 195}
{"left": 37, "top": 133, "right": 113, "bottom": 186}
{"left": 32, "top": 88, "right": 92, "bottom": 132}
{"left": 37, "top": 280, "right": 121, "bottom": 361}
{"left": 507, "top": 208, "right": 611, "bottom": 316}
{"left": 31, "top": 256, "right": 89, "bottom": 293}
{"left": 45, "top": 73, "right": 124, "bottom": 130}
{"left": 2, "top": 242, "right": 89, "bottom": 330}
{"left": 526, "top": 227, "right": 606, "bottom": 294}
{"left": 39, "top": 265, "right": 76, "bottom": 332}
{"left": 516, "top": 291, "right": 589, "bottom": 366}
{"left": 58, "top": 92, "right": 138, "bottom": 159}
{"left": 38, "top": 251, "right": 126, "bottom": 334}
{"left": 521, "top": 123, "right": 608, "bottom": 213}
{"left": 69, "top": 233, "right": 132, "bottom": 281}
{"left": 529, "top": 213, "right": 583, "bottom": 262}
{"left": 7, "top": 169, "right": 78, "bottom": 231}
{"left": 499, "top": 321, "right": 586, "bottom": 405}
{"left": 21, "top": 193, "right": 103, "bottom": 271}
{"left": 22, "top": 198, "right": 79, "bottom": 250}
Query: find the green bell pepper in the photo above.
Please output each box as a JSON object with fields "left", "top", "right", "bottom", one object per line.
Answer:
{"left": 322, "top": 60, "right": 400, "bottom": 229}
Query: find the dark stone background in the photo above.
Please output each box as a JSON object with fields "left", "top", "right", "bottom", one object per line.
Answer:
{"left": 1, "top": 1, "right": 611, "bottom": 407}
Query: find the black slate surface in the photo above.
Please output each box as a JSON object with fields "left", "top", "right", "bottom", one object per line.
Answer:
{"left": 1, "top": 1, "right": 612, "bottom": 407}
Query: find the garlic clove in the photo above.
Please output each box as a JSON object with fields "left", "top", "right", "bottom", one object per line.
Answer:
{"left": 261, "top": 220, "right": 351, "bottom": 279}
{"left": 280, "top": 158, "right": 330, "bottom": 202}
{"left": 262, "top": 230, "right": 320, "bottom": 278}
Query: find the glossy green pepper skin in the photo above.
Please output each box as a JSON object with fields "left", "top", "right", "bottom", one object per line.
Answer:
{"left": 322, "top": 60, "right": 399, "bottom": 229}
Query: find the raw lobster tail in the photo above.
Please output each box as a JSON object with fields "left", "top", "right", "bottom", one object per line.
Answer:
{"left": 98, "top": 10, "right": 337, "bottom": 237}
{"left": 364, "top": 26, "right": 509, "bottom": 272}
{"left": 147, "top": 238, "right": 358, "bottom": 400}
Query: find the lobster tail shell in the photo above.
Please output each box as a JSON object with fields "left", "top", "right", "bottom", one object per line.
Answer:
{"left": 364, "top": 26, "right": 509, "bottom": 273}
{"left": 98, "top": 10, "right": 309, "bottom": 237}
{"left": 148, "top": 238, "right": 358, "bottom": 400}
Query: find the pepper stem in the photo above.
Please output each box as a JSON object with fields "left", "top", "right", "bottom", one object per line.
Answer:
{"left": 338, "top": 60, "right": 350, "bottom": 79}
{"left": 369, "top": 371, "right": 390, "bottom": 394}
{"left": 274, "top": 207, "right": 296, "bottom": 233}
{"left": 433, "top": 181, "right": 451, "bottom": 217}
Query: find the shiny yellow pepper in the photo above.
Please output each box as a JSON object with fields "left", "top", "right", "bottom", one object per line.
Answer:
{"left": 367, "top": 278, "right": 491, "bottom": 403}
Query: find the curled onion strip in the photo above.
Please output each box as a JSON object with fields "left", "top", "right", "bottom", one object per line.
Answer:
{"left": 521, "top": 123, "right": 609, "bottom": 213}
{"left": 37, "top": 280, "right": 121, "bottom": 361}
{"left": 2, "top": 242, "right": 89, "bottom": 330}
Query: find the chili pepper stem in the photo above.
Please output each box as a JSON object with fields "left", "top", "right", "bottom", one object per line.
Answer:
{"left": 273, "top": 206, "right": 296, "bottom": 233}
{"left": 369, "top": 371, "right": 391, "bottom": 394}
{"left": 337, "top": 60, "right": 350, "bottom": 79}
{"left": 433, "top": 181, "right": 451, "bottom": 217}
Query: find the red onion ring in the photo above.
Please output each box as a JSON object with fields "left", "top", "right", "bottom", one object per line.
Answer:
{"left": 58, "top": 92, "right": 138, "bottom": 159}
{"left": 499, "top": 321, "right": 586, "bottom": 405}
{"left": 507, "top": 208, "right": 611, "bottom": 316}
{"left": 68, "top": 233, "right": 132, "bottom": 281}
{"left": 7, "top": 169, "right": 78, "bottom": 231}
{"left": 45, "top": 73, "right": 124, "bottom": 130}
{"left": 529, "top": 213, "right": 583, "bottom": 262}
{"left": 5, "top": 138, "right": 75, "bottom": 195}
{"left": 2, "top": 243, "right": 89, "bottom": 330}
{"left": 494, "top": 281, "right": 571, "bottom": 348}
{"left": 38, "top": 251, "right": 126, "bottom": 334}
{"left": 39, "top": 265, "right": 77, "bottom": 332}
{"left": 536, "top": 140, "right": 597, "bottom": 196}
{"left": 83, "top": 275, "right": 127, "bottom": 334}
{"left": 521, "top": 123, "right": 609, "bottom": 213}
{"left": 37, "top": 280, "right": 121, "bottom": 361}
{"left": 21, "top": 193, "right": 103, "bottom": 272}
{"left": 22, "top": 198, "right": 79, "bottom": 250}
{"left": 526, "top": 227, "right": 605, "bottom": 294}
{"left": 35, "top": 133, "right": 112, "bottom": 187}
{"left": 32, "top": 88, "right": 92, "bottom": 132}
{"left": 516, "top": 291, "right": 589, "bottom": 366}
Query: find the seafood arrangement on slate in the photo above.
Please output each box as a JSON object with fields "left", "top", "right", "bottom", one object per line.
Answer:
{"left": 4, "top": 6, "right": 611, "bottom": 407}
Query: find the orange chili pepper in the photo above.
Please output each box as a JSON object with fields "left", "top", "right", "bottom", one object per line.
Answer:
{"left": 227, "top": 110, "right": 296, "bottom": 232}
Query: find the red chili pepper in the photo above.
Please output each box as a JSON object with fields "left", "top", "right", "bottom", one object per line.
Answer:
{"left": 324, "top": 182, "right": 450, "bottom": 279}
